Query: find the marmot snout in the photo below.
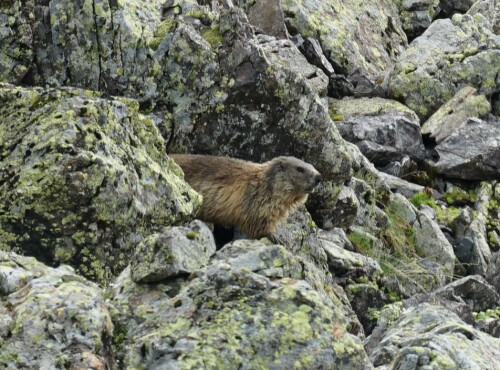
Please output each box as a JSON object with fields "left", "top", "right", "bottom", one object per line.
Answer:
{"left": 170, "top": 154, "right": 321, "bottom": 241}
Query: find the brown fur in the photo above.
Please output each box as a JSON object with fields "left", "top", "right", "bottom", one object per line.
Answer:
{"left": 170, "top": 154, "right": 321, "bottom": 240}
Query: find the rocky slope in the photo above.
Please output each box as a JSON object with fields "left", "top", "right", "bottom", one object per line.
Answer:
{"left": 1, "top": 0, "right": 499, "bottom": 369}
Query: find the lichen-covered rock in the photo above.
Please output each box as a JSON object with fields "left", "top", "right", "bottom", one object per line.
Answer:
{"left": 388, "top": 12, "right": 500, "bottom": 120}
{"left": 432, "top": 116, "right": 500, "bottom": 180}
{"left": 330, "top": 97, "right": 424, "bottom": 167}
{"left": 421, "top": 86, "right": 491, "bottom": 143}
{"left": 111, "top": 241, "right": 373, "bottom": 369}
{"left": 432, "top": 275, "right": 500, "bottom": 312}
{"left": 0, "top": 85, "right": 200, "bottom": 283}
{"left": 440, "top": 0, "right": 475, "bottom": 16}
{"left": 0, "top": 251, "right": 113, "bottom": 369}
{"left": 236, "top": 0, "right": 289, "bottom": 39}
{"left": 393, "top": 0, "right": 440, "bottom": 41}
{"left": 487, "top": 251, "right": 500, "bottom": 293}
{"left": 130, "top": 220, "right": 216, "bottom": 283}
{"left": 282, "top": 0, "right": 407, "bottom": 92}
{"left": 454, "top": 183, "right": 493, "bottom": 276}
{"left": 367, "top": 303, "right": 500, "bottom": 369}
{"left": 0, "top": 1, "right": 33, "bottom": 84}
{"left": 379, "top": 172, "right": 425, "bottom": 198}
{"left": 389, "top": 194, "right": 455, "bottom": 281}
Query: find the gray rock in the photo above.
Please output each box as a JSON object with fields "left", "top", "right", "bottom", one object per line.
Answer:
{"left": 317, "top": 228, "right": 355, "bottom": 252}
{"left": 367, "top": 303, "right": 500, "bottom": 369}
{"left": 331, "top": 97, "right": 424, "bottom": 167}
{"left": 111, "top": 242, "right": 373, "bottom": 369}
{"left": 421, "top": 86, "right": 491, "bottom": 143}
{"left": 378, "top": 172, "right": 425, "bottom": 198}
{"left": 0, "top": 85, "right": 201, "bottom": 284}
{"left": 394, "top": 0, "right": 440, "bottom": 40}
{"left": 293, "top": 35, "right": 336, "bottom": 76}
{"left": 388, "top": 12, "right": 500, "bottom": 120}
{"left": 326, "top": 185, "right": 360, "bottom": 229}
{"left": 282, "top": 0, "right": 407, "bottom": 90}
{"left": 131, "top": 220, "right": 216, "bottom": 283}
{"left": 0, "top": 251, "right": 113, "bottom": 369}
{"left": 432, "top": 275, "right": 500, "bottom": 312}
{"left": 433, "top": 117, "right": 500, "bottom": 180}
{"left": 439, "top": 0, "right": 475, "bottom": 15}
{"left": 487, "top": 251, "right": 500, "bottom": 293}
{"left": 236, "top": 0, "right": 288, "bottom": 39}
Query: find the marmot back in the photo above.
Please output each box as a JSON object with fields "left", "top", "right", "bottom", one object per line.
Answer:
{"left": 170, "top": 154, "right": 321, "bottom": 240}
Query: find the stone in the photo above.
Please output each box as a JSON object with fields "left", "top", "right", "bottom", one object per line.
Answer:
{"left": 433, "top": 117, "right": 500, "bottom": 180}
{"left": 367, "top": 303, "right": 500, "bottom": 369}
{"left": 394, "top": 0, "right": 440, "bottom": 40}
{"left": 130, "top": 220, "right": 216, "bottom": 283}
{"left": 421, "top": 86, "right": 491, "bottom": 143}
{"left": 0, "top": 251, "right": 113, "bottom": 369}
{"left": 236, "top": 0, "right": 289, "bottom": 39}
{"left": 330, "top": 97, "right": 424, "bottom": 167}
{"left": 388, "top": 12, "right": 500, "bottom": 120}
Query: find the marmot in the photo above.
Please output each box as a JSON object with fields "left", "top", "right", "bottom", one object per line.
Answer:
{"left": 170, "top": 154, "right": 321, "bottom": 241}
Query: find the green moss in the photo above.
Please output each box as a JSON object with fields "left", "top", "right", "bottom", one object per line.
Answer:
{"left": 150, "top": 19, "right": 176, "bottom": 50}
{"left": 409, "top": 191, "right": 436, "bottom": 208}
{"left": 201, "top": 26, "right": 223, "bottom": 49}
{"left": 381, "top": 206, "right": 417, "bottom": 257}
{"left": 473, "top": 306, "right": 500, "bottom": 320}
{"left": 347, "top": 230, "right": 375, "bottom": 256}
{"left": 443, "top": 187, "right": 476, "bottom": 205}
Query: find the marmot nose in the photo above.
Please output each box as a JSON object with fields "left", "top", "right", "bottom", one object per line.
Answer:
{"left": 315, "top": 174, "right": 322, "bottom": 185}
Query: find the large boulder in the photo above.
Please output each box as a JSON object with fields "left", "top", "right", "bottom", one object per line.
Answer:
{"left": 0, "top": 85, "right": 200, "bottom": 283}
{"left": 388, "top": 11, "right": 500, "bottom": 120}
{"left": 432, "top": 116, "right": 500, "bottom": 180}
{"left": 282, "top": 0, "right": 407, "bottom": 92}
{"left": 330, "top": 97, "right": 424, "bottom": 167}
{"left": 111, "top": 241, "right": 373, "bottom": 369}
{"left": 393, "top": 0, "right": 440, "bottom": 40}
{"left": 0, "top": 251, "right": 113, "bottom": 369}
{"left": 367, "top": 303, "right": 500, "bottom": 369}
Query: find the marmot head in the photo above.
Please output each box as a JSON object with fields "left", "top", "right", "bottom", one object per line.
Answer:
{"left": 267, "top": 156, "right": 322, "bottom": 197}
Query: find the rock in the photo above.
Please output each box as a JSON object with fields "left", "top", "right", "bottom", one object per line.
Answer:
{"left": 454, "top": 184, "right": 493, "bottom": 276}
{"left": 237, "top": 0, "right": 289, "bottom": 39}
{"left": 318, "top": 228, "right": 356, "bottom": 252}
{"left": 432, "top": 116, "right": 500, "bottom": 180}
{"left": 0, "top": 1, "right": 33, "bottom": 83}
{"left": 367, "top": 303, "right": 500, "bottom": 369}
{"left": 346, "top": 283, "right": 388, "bottom": 335}
{"left": 390, "top": 194, "right": 455, "bottom": 281}
{"left": 330, "top": 97, "right": 424, "bottom": 167}
{"left": 421, "top": 86, "right": 491, "bottom": 143}
{"left": 378, "top": 172, "right": 425, "bottom": 198}
{"left": 388, "top": 12, "right": 500, "bottom": 120}
{"left": 111, "top": 241, "right": 373, "bottom": 369}
{"left": 487, "top": 251, "right": 500, "bottom": 293}
{"left": 0, "top": 251, "right": 113, "bottom": 369}
{"left": 130, "top": 220, "right": 216, "bottom": 283}
{"left": 432, "top": 275, "right": 500, "bottom": 312}
{"left": 282, "top": 0, "right": 407, "bottom": 91}
{"left": 379, "top": 156, "right": 418, "bottom": 178}
{"left": 293, "top": 35, "right": 336, "bottom": 76}
{"left": 439, "top": 0, "right": 475, "bottom": 16}
{"left": 323, "top": 185, "right": 360, "bottom": 229}
{"left": 394, "top": 0, "right": 440, "bottom": 40}
{"left": 0, "top": 85, "right": 200, "bottom": 283}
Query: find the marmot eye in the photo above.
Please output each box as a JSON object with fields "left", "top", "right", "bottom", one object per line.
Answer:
{"left": 296, "top": 167, "right": 304, "bottom": 173}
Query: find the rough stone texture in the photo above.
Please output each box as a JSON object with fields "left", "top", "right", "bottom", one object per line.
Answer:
{"left": 433, "top": 116, "right": 500, "bottom": 180}
{"left": 318, "top": 228, "right": 355, "bottom": 252}
{"left": 323, "top": 185, "right": 360, "bottom": 229}
{"left": 432, "top": 275, "right": 500, "bottom": 312}
{"left": 388, "top": 12, "right": 500, "bottom": 120}
{"left": 421, "top": 86, "right": 491, "bottom": 143}
{"left": 0, "top": 1, "right": 33, "bottom": 84}
{"left": 394, "top": 0, "right": 440, "bottom": 40}
{"left": 487, "top": 250, "right": 500, "bottom": 293}
{"left": 237, "top": 0, "right": 289, "bottom": 39}
{"left": 130, "top": 220, "right": 216, "bottom": 283}
{"left": 440, "top": 0, "right": 475, "bottom": 15}
{"left": 293, "top": 35, "right": 336, "bottom": 76}
{"left": 282, "top": 0, "right": 407, "bottom": 92}
{"left": 0, "top": 85, "right": 200, "bottom": 283}
{"left": 454, "top": 183, "right": 493, "bottom": 276}
{"left": 367, "top": 304, "right": 500, "bottom": 369}
{"left": 330, "top": 97, "right": 424, "bottom": 166}
{"left": 0, "top": 251, "right": 113, "bottom": 369}
{"left": 111, "top": 241, "right": 373, "bottom": 369}
{"left": 379, "top": 172, "right": 425, "bottom": 198}
{"left": 390, "top": 194, "right": 455, "bottom": 280}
